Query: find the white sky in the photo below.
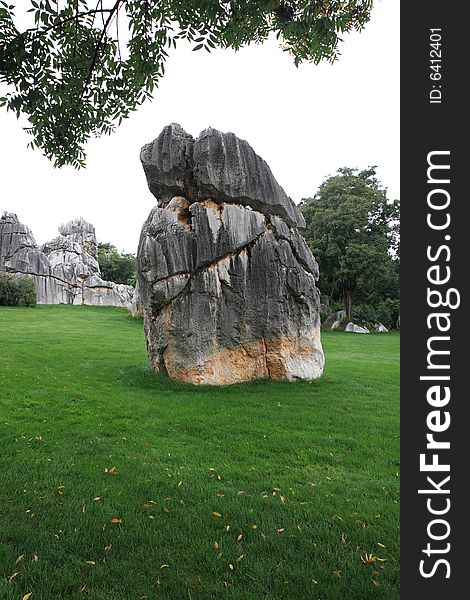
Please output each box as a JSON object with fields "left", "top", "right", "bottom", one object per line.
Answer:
{"left": 0, "top": 0, "right": 399, "bottom": 254}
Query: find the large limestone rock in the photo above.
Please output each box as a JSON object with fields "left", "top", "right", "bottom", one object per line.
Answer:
{"left": 0, "top": 212, "right": 134, "bottom": 309}
{"left": 138, "top": 125, "right": 324, "bottom": 385}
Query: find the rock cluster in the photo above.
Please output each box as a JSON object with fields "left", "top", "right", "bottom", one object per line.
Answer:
{"left": 137, "top": 124, "right": 324, "bottom": 385}
{"left": 0, "top": 213, "right": 134, "bottom": 309}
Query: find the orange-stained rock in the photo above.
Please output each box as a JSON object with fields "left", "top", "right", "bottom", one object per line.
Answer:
{"left": 159, "top": 331, "right": 324, "bottom": 386}
{"left": 138, "top": 125, "right": 324, "bottom": 386}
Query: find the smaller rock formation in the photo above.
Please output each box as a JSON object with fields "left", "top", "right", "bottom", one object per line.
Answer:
{"left": 328, "top": 309, "right": 346, "bottom": 331}
{"left": 374, "top": 323, "right": 389, "bottom": 333}
{"left": 345, "top": 322, "right": 370, "bottom": 334}
{"left": 130, "top": 280, "right": 144, "bottom": 318}
{"left": 0, "top": 212, "right": 134, "bottom": 309}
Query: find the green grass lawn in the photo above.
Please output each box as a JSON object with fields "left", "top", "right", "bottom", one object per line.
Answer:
{"left": 0, "top": 305, "right": 399, "bottom": 600}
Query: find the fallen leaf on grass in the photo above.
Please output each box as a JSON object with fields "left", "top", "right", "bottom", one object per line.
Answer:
{"left": 105, "top": 467, "right": 117, "bottom": 474}
{"left": 111, "top": 519, "right": 122, "bottom": 524}
{"left": 214, "top": 542, "right": 219, "bottom": 549}
{"left": 236, "top": 534, "right": 243, "bottom": 542}
{"left": 15, "top": 554, "right": 25, "bottom": 565}
{"left": 332, "top": 571, "right": 341, "bottom": 578}
{"left": 372, "top": 580, "right": 381, "bottom": 588}
{"left": 22, "top": 594, "right": 33, "bottom": 600}
{"left": 341, "top": 532, "right": 347, "bottom": 544}
{"left": 378, "top": 543, "right": 386, "bottom": 548}
{"left": 85, "top": 561, "right": 95, "bottom": 566}
{"left": 8, "top": 572, "right": 19, "bottom": 584}
{"left": 160, "top": 564, "right": 170, "bottom": 569}
{"left": 212, "top": 512, "right": 222, "bottom": 518}
{"left": 361, "top": 553, "right": 387, "bottom": 564}
{"left": 33, "top": 555, "right": 39, "bottom": 562}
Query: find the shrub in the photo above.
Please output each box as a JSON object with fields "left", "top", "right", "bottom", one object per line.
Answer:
{"left": 0, "top": 271, "right": 37, "bottom": 307}
{"left": 375, "top": 298, "right": 400, "bottom": 330}
{"left": 351, "top": 300, "right": 400, "bottom": 330}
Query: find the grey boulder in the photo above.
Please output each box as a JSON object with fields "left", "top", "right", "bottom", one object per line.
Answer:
{"left": 345, "top": 322, "right": 370, "bottom": 334}
{"left": 138, "top": 125, "right": 324, "bottom": 385}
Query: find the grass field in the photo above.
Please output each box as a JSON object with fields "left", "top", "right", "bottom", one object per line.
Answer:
{"left": 0, "top": 305, "right": 399, "bottom": 600}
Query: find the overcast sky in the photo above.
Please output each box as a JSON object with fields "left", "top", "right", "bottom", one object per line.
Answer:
{"left": 0, "top": 0, "right": 399, "bottom": 253}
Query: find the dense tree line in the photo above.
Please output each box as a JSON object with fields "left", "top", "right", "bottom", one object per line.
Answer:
{"left": 300, "top": 167, "right": 399, "bottom": 328}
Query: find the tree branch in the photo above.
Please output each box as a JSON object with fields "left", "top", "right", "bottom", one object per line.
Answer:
{"left": 29, "top": 7, "right": 113, "bottom": 39}
{"left": 78, "top": 0, "right": 122, "bottom": 102}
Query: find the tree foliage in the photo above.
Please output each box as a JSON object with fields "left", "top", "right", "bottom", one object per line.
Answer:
{"left": 300, "top": 167, "right": 399, "bottom": 322}
{"left": 0, "top": 271, "right": 37, "bottom": 306}
{"left": 0, "top": 0, "right": 373, "bottom": 167}
{"left": 97, "top": 242, "right": 137, "bottom": 286}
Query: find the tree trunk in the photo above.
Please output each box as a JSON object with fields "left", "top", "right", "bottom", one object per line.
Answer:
{"left": 342, "top": 280, "right": 355, "bottom": 322}
{"left": 329, "top": 272, "right": 337, "bottom": 308}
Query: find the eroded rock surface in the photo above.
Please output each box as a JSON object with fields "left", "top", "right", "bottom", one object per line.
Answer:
{"left": 138, "top": 125, "right": 324, "bottom": 385}
{"left": 141, "top": 123, "right": 305, "bottom": 228}
{"left": 0, "top": 212, "right": 134, "bottom": 309}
